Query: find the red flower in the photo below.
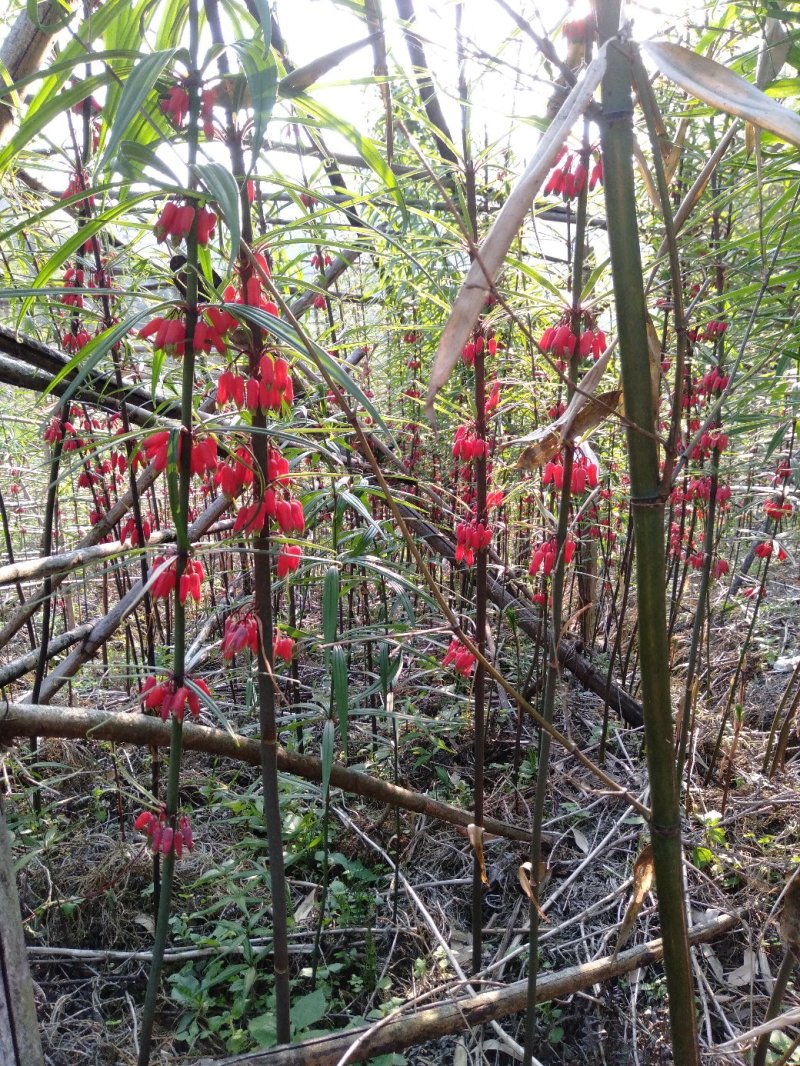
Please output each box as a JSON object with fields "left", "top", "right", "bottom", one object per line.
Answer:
{"left": 277, "top": 544, "right": 302, "bottom": 578}
{"left": 151, "top": 557, "right": 177, "bottom": 599}
{"left": 442, "top": 638, "right": 476, "bottom": 677}
{"left": 764, "top": 498, "right": 792, "bottom": 521}
{"left": 179, "top": 559, "right": 205, "bottom": 605}
{"left": 273, "top": 634, "right": 294, "bottom": 663}
{"left": 161, "top": 86, "right": 189, "bottom": 126}
{"left": 222, "top": 614, "right": 259, "bottom": 659}
{"left": 712, "top": 558, "right": 730, "bottom": 579}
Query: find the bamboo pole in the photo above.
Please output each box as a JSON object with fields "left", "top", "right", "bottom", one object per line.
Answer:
{"left": 595, "top": 5, "right": 699, "bottom": 1062}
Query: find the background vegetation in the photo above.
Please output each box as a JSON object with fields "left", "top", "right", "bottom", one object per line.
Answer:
{"left": 2, "top": 0, "right": 800, "bottom": 1063}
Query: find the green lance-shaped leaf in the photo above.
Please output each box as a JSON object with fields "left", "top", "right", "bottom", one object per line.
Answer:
{"left": 0, "top": 71, "right": 113, "bottom": 172}
{"left": 642, "top": 39, "right": 800, "bottom": 148}
{"left": 278, "top": 34, "right": 378, "bottom": 96}
{"left": 320, "top": 719, "right": 335, "bottom": 798}
{"left": 97, "top": 48, "right": 177, "bottom": 173}
{"left": 331, "top": 644, "right": 349, "bottom": 758}
{"left": 194, "top": 161, "right": 241, "bottom": 269}
{"left": 227, "top": 303, "right": 390, "bottom": 436}
{"left": 292, "top": 94, "right": 404, "bottom": 217}
{"left": 230, "top": 40, "right": 278, "bottom": 171}
{"left": 322, "top": 565, "right": 340, "bottom": 646}
{"left": 425, "top": 45, "right": 608, "bottom": 424}
{"left": 46, "top": 311, "right": 162, "bottom": 405}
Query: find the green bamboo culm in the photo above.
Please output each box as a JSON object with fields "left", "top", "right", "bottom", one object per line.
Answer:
{"left": 593, "top": 4, "right": 699, "bottom": 1064}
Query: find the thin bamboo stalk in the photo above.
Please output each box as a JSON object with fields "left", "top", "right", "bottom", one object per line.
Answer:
{"left": 595, "top": 5, "right": 699, "bottom": 1063}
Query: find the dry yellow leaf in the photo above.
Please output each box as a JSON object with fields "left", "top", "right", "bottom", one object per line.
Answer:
{"left": 613, "top": 844, "right": 655, "bottom": 957}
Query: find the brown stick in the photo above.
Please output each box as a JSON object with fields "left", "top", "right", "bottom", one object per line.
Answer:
{"left": 0, "top": 623, "right": 92, "bottom": 688}
{"left": 190, "top": 914, "right": 737, "bottom": 1066}
{"left": 0, "top": 703, "right": 533, "bottom": 845}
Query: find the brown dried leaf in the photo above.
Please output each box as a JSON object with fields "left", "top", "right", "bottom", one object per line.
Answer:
{"left": 518, "top": 861, "right": 549, "bottom": 921}
{"left": 515, "top": 390, "right": 622, "bottom": 472}
{"left": 645, "top": 314, "right": 662, "bottom": 418}
{"left": 613, "top": 844, "right": 655, "bottom": 957}
{"left": 278, "top": 35, "right": 378, "bottom": 96}
{"left": 643, "top": 40, "right": 800, "bottom": 148}
{"left": 468, "top": 823, "right": 489, "bottom": 887}
{"left": 425, "top": 50, "right": 608, "bottom": 423}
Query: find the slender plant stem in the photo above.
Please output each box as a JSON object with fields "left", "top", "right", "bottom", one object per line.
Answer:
{"left": 137, "top": 3, "right": 201, "bottom": 1058}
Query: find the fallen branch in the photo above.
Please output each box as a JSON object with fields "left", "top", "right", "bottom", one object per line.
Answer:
{"left": 191, "top": 913, "right": 738, "bottom": 1066}
{"left": 0, "top": 703, "right": 533, "bottom": 845}
{"left": 0, "top": 623, "right": 92, "bottom": 688}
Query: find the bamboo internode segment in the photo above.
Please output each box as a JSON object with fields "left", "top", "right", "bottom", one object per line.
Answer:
{"left": 0, "top": 704, "right": 534, "bottom": 845}
{"left": 191, "top": 914, "right": 738, "bottom": 1066}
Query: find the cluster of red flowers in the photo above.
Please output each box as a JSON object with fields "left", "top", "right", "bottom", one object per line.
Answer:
{"left": 452, "top": 425, "right": 489, "bottom": 461}
{"left": 671, "top": 477, "right": 732, "bottom": 506}
{"left": 543, "top": 148, "right": 603, "bottom": 201}
{"left": 154, "top": 201, "right": 217, "bottom": 247}
{"left": 529, "top": 535, "right": 576, "bottom": 577}
{"left": 698, "top": 367, "right": 729, "bottom": 396}
{"left": 216, "top": 353, "right": 294, "bottom": 413}
{"left": 765, "top": 498, "right": 793, "bottom": 521}
{"left": 220, "top": 612, "right": 296, "bottom": 664}
{"left": 150, "top": 556, "right": 205, "bottom": 604}
{"left": 135, "top": 808, "right": 194, "bottom": 858}
{"left": 461, "top": 334, "right": 498, "bottom": 366}
{"left": 562, "top": 16, "right": 594, "bottom": 42}
{"left": 442, "top": 638, "right": 476, "bottom": 677}
{"left": 119, "top": 514, "right": 153, "bottom": 545}
{"left": 141, "top": 674, "right": 211, "bottom": 722}
{"left": 277, "top": 543, "right": 302, "bottom": 578}
{"left": 539, "top": 320, "right": 607, "bottom": 364}
{"left": 543, "top": 449, "right": 599, "bottom": 494}
{"left": 222, "top": 613, "right": 259, "bottom": 659}
{"left": 161, "top": 83, "right": 217, "bottom": 136}
{"left": 273, "top": 633, "right": 294, "bottom": 663}
{"left": 61, "top": 169, "right": 95, "bottom": 208}
{"left": 455, "top": 519, "right": 493, "bottom": 567}
{"left": 310, "top": 251, "right": 332, "bottom": 270}
{"left": 139, "top": 429, "right": 218, "bottom": 479}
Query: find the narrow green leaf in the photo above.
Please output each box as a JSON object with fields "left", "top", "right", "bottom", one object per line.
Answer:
{"left": 227, "top": 304, "right": 389, "bottom": 435}
{"left": 278, "top": 35, "right": 377, "bottom": 97}
{"left": 98, "top": 49, "right": 177, "bottom": 173}
{"left": 765, "top": 420, "right": 790, "bottom": 461}
{"left": 0, "top": 72, "right": 113, "bottom": 172}
{"left": 331, "top": 644, "right": 349, "bottom": 758}
{"left": 320, "top": 719, "right": 335, "bottom": 797}
{"left": 231, "top": 41, "right": 278, "bottom": 169}
{"left": 237, "top": 0, "right": 272, "bottom": 52}
{"left": 50, "top": 314, "right": 158, "bottom": 405}
{"left": 195, "top": 161, "right": 241, "bottom": 270}
{"left": 323, "top": 565, "right": 340, "bottom": 645}
{"left": 293, "top": 95, "right": 405, "bottom": 217}
{"left": 116, "top": 141, "right": 181, "bottom": 184}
